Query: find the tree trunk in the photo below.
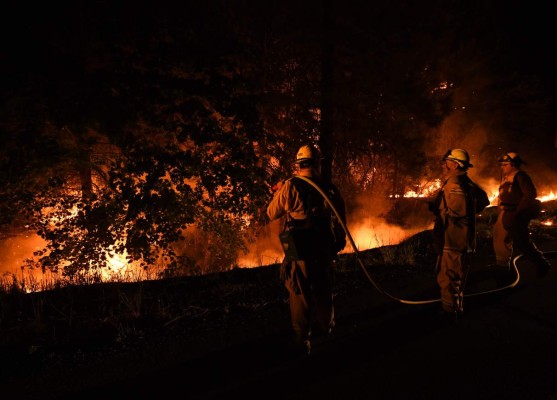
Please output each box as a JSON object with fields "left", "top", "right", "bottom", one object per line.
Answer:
{"left": 319, "top": 0, "right": 333, "bottom": 183}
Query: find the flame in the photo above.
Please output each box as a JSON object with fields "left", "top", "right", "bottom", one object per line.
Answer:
{"left": 538, "top": 191, "right": 557, "bottom": 202}
{"left": 401, "top": 179, "right": 442, "bottom": 198}
{"left": 403, "top": 181, "right": 556, "bottom": 206}
{"left": 237, "top": 217, "right": 431, "bottom": 268}
{"left": 3, "top": 183, "right": 556, "bottom": 291}
{"left": 42, "top": 205, "right": 138, "bottom": 277}
{"left": 343, "top": 218, "right": 428, "bottom": 251}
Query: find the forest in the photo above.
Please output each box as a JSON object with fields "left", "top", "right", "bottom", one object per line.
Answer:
{"left": 1, "top": 0, "right": 556, "bottom": 285}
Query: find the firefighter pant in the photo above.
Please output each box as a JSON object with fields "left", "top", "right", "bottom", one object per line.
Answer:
{"left": 493, "top": 211, "right": 513, "bottom": 266}
{"left": 493, "top": 209, "right": 548, "bottom": 268}
{"left": 282, "top": 258, "right": 334, "bottom": 342}
{"left": 436, "top": 250, "right": 469, "bottom": 313}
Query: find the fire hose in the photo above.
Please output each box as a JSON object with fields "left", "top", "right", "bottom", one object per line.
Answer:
{"left": 294, "top": 175, "right": 537, "bottom": 306}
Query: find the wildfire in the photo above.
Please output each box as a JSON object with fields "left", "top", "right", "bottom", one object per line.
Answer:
{"left": 401, "top": 179, "right": 442, "bottom": 198}
{"left": 2, "top": 184, "right": 556, "bottom": 292}
{"left": 538, "top": 191, "right": 557, "bottom": 202}
{"left": 240, "top": 184, "right": 557, "bottom": 269}
{"left": 402, "top": 181, "right": 556, "bottom": 205}
{"left": 237, "top": 217, "right": 431, "bottom": 268}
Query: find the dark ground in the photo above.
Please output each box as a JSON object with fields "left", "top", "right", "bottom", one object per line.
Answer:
{"left": 1, "top": 232, "right": 557, "bottom": 400}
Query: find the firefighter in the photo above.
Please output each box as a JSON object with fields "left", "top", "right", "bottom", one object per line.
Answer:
{"left": 430, "top": 149, "right": 479, "bottom": 320}
{"left": 266, "top": 144, "right": 346, "bottom": 355}
{"left": 493, "top": 152, "right": 551, "bottom": 277}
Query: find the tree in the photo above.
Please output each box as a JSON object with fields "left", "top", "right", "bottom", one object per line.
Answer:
{"left": 2, "top": 0, "right": 555, "bottom": 281}
{"left": 2, "top": 1, "right": 275, "bottom": 278}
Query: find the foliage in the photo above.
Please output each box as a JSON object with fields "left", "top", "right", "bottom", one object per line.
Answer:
{"left": 1, "top": 1, "right": 556, "bottom": 278}
{"left": 1, "top": 1, "right": 280, "bottom": 277}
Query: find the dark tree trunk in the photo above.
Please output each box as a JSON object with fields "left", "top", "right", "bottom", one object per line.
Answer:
{"left": 319, "top": 0, "right": 333, "bottom": 183}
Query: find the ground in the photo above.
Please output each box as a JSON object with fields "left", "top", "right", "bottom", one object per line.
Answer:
{"left": 1, "top": 229, "right": 557, "bottom": 400}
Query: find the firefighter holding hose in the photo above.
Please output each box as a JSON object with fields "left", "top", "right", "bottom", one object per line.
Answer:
{"left": 267, "top": 144, "right": 346, "bottom": 355}
{"left": 430, "top": 149, "right": 488, "bottom": 321}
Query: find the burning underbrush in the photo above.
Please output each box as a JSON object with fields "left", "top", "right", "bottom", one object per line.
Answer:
{"left": 1, "top": 212, "right": 556, "bottom": 395}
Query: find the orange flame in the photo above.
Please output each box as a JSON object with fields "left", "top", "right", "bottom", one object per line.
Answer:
{"left": 3, "top": 185, "right": 556, "bottom": 290}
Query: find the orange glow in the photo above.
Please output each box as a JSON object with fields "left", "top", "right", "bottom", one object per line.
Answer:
{"left": 3, "top": 184, "right": 556, "bottom": 290}
{"left": 241, "top": 186, "right": 556, "bottom": 269}
{"left": 401, "top": 179, "right": 442, "bottom": 198}
{"left": 237, "top": 216, "right": 431, "bottom": 268}
{"left": 0, "top": 234, "right": 50, "bottom": 292}
{"left": 538, "top": 191, "right": 557, "bottom": 202}
{"left": 341, "top": 218, "right": 429, "bottom": 251}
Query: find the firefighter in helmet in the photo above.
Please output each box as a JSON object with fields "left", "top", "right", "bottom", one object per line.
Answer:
{"left": 430, "top": 149, "right": 479, "bottom": 320}
{"left": 266, "top": 144, "right": 346, "bottom": 355}
{"left": 493, "top": 152, "right": 551, "bottom": 277}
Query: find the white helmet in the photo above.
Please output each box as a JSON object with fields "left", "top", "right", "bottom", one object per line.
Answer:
{"left": 294, "top": 144, "right": 319, "bottom": 164}
{"left": 443, "top": 149, "right": 473, "bottom": 168}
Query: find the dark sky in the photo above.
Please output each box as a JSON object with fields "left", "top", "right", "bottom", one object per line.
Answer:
{"left": 2, "top": 1, "right": 555, "bottom": 77}
{"left": 2, "top": 0, "right": 556, "bottom": 160}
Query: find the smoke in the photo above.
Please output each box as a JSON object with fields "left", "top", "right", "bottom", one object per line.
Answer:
{"left": 434, "top": 111, "right": 557, "bottom": 196}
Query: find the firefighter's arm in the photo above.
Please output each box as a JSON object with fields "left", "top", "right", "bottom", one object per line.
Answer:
{"left": 267, "top": 179, "right": 297, "bottom": 221}
{"left": 444, "top": 185, "right": 467, "bottom": 218}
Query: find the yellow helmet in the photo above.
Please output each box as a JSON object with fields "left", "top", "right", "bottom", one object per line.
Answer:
{"left": 443, "top": 149, "right": 473, "bottom": 168}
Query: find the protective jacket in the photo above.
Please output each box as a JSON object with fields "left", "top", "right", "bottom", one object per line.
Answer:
{"left": 498, "top": 170, "right": 537, "bottom": 212}
{"left": 432, "top": 172, "right": 476, "bottom": 255}
{"left": 267, "top": 171, "right": 345, "bottom": 347}
{"left": 493, "top": 169, "right": 548, "bottom": 269}
{"left": 432, "top": 171, "right": 475, "bottom": 314}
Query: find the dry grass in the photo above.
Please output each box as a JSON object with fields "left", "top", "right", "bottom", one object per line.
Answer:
{"left": 1, "top": 201, "right": 556, "bottom": 393}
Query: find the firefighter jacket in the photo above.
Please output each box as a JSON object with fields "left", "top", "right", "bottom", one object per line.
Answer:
{"left": 432, "top": 171, "right": 475, "bottom": 254}
{"left": 497, "top": 170, "right": 538, "bottom": 215}
{"left": 267, "top": 170, "right": 346, "bottom": 260}
{"left": 267, "top": 172, "right": 345, "bottom": 227}
{"left": 267, "top": 176, "right": 311, "bottom": 222}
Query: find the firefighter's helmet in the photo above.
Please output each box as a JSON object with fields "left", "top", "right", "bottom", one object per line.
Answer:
{"left": 498, "top": 152, "right": 525, "bottom": 167}
{"left": 443, "top": 149, "right": 473, "bottom": 168}
{"left": 295, "top": 144, "right": 319, "bottom": 164}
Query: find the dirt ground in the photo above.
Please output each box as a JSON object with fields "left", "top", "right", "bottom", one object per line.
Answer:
{"left": 1, "top": 234, "right": 556, "bottom": 400}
